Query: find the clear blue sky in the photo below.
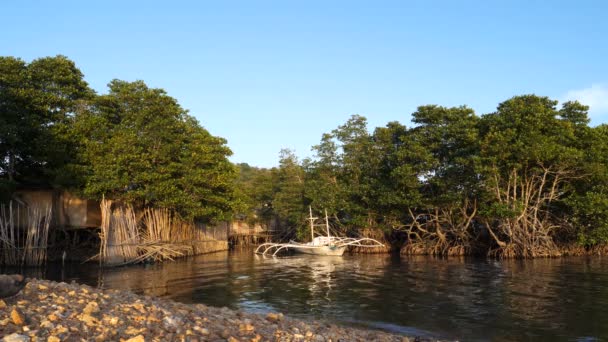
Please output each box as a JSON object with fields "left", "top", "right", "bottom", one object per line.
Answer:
{"left": 2, "top": 1, "right": 607, "bottom": 167}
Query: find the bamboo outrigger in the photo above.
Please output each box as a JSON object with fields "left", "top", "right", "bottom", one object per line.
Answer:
{"left": 255, "top": 207, "right": 384, "bottom": 257}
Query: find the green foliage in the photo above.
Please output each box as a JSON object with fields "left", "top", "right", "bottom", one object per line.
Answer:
{"left": 570, "top": 187, "right": 608, "bottom": 246}
{"left": 71, "top": 80, "right": 235, "bottom": 222}
{"left": 273, "top": 149, "right": 308, "bottom": 236}
{"left": 249, "top": 95, "right": 608, "bottom": 254}
{"left": 410, "top": 105, "right": 481, "bottom": 208}
{"left": 566, "top": 124, "right": 608, "bottom": 245}
{"left": 479, "top": 95, "right": 584, "bottom": 171}
{"left": 4, "top": 55, "right": 608, "bottom": 252}
{"left": 233, "top": 163, "right": 275, "bottom": 223}
{"left": 0, "top": 55, "right": 92, "bottom": 188}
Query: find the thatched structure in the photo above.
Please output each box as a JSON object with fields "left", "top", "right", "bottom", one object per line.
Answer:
{"left": 98, "top": 199, "right": 228, "bottom": 266}
{"left": 0, "top": 201, "right": 52, "bottom": 266}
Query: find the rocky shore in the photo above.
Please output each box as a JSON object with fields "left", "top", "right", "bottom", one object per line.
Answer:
{"left": 0, "top": 279, "right": 430, "bottom": 342}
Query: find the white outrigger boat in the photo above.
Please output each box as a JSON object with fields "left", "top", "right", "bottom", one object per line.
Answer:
{"left": 255, "top": 207, "right": 384, "bottom": 257}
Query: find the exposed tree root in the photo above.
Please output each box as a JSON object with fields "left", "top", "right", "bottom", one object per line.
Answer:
{"left": 347, "top": 228, "right": 392, "bottom": 253}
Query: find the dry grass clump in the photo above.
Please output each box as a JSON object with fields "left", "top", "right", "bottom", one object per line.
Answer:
{"left": 99, "top": 200, "right": 139, "bottom": 265}
{"left": 0, "top": 201, "right": 52, "bottom": 266}
{"left": 99, "top": 199, "right": 226, "bottom": 266}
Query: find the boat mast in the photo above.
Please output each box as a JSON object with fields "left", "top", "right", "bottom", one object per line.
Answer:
{"left": 324, "top": 209, "right": 330, "bottom": 237}
{"left": 309, "top": 206, "right": 315, "bottom": 241}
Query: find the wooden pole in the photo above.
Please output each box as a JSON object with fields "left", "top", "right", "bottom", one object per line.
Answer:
{"left": 324, "top": 209, "right": 330, "bottom": 237}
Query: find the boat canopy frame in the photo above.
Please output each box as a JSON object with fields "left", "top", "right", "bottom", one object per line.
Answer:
{"left": 255, "top": 236, "right": 385, "bottom": 256}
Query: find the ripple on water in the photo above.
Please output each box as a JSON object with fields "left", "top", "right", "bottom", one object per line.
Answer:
{"left": 21, "top": 252, "right": 608, "bottom": 340}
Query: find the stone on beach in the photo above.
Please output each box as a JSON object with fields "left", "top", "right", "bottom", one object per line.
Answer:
{"left": 2, "top": 333, "right": 30, "bottom": 342}
{"left": 10, "top": 308, "right": 25, "bottom": 326}
{"left": 0, "top": 275, "right": 27, "bottom": 299}
{"left": 0, "top": 279, "right": 437, "bottom": 341}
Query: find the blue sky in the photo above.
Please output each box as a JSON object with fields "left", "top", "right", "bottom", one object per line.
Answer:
{"left": 2, "top": 1, "right": 607, "bottom": 167}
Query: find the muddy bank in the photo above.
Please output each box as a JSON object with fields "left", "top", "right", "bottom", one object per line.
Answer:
{"left": 0, "top": 279, "right": 434, "bottom": 342}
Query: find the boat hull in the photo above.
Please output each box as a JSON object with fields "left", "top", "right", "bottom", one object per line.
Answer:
{"left": 292, "top": 245, "right": 346, "bottom": 256}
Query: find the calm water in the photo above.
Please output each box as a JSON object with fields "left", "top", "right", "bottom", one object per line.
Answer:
{"left": 10, "top": 249, "right": 608, "bottom": 341}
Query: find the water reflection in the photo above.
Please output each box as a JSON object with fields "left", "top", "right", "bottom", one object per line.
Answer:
{"left": 7, "top": 251, "right": 608, "bottom": 341}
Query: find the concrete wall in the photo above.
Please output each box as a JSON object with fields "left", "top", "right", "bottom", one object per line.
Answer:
{"left": 10, "top": 190, "right": 273, "bottom": 236}
{"left": 11, "top": 190, "right": 101, "bottom": 229}
{"left": 229, "top": 217, "right": 280, "bottom": 236}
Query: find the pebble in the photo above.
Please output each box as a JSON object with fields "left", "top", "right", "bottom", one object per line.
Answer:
{"left": 240, "top": 323, "right": 255, "bottom": 331}
{"left": 194, "top": 326, "right": 209, "bottom": 335}
{"left": 266, "top": 312, "right": 283, "bottom": 322}
{"left": 79, "top": 313, "right": 99, "bottom": 326}
{"left": 124, "top": 335, "right": 145, "bottom": 342}
{"left": 0, "top": 279, "right": 435, "bottom": 342}
{"left": 2, "top": 334, "right": 30, "bottom": 342}
{"left": 11, "top": 308, "right": 26, "bottom": 326}
{"left": 83, "top": 301, "right": 100, "bottom": 314}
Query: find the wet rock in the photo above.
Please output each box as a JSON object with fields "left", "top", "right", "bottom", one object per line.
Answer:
{"left": 0, "top": 275, "right": 27, "bottom": 298}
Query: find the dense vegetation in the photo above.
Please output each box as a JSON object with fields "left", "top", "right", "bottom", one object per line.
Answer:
{"left": 0, "top": 56, "right": 236, "bottom": 222}
{"left": 2, "top": 55, "right": 607, "bottom": 257}
{"left": 237, "top": 100, "right": 608, "bottom": 257}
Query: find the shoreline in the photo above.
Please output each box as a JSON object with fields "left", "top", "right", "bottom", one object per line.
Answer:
{"left": 0, "top": 279, "right": 432, "bottom": 342}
